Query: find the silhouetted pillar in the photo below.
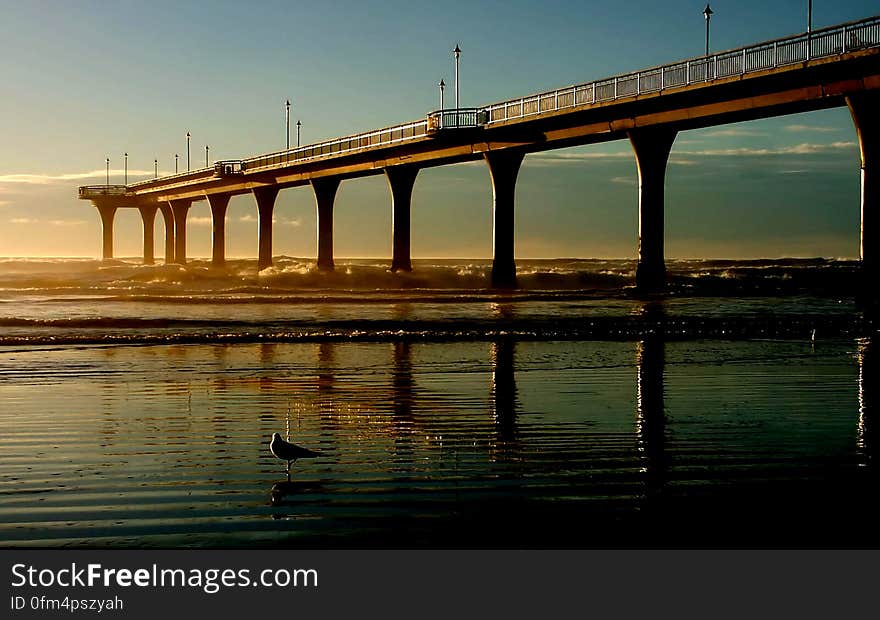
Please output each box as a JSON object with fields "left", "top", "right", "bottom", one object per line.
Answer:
{"left": 386, "top": 166, "right": 419, "bottom": 272}
{"left": 312, "top": 178, "right": 340, "bottom": 271}
{"left": 169, "top": 199, "right": 192, "bottom": 264}
{"left": 95, "top": 204, "right": 117, "bottom": 260}
{"left": 847, "top": 93, "right": 880, "bottom": 290}
{"left": 253, "top": 186, "right": 279, "bottom": 270}
{"left": 159, "top": 204, "right": 175, "bottom": 263}
{"left": 208, "top": 194, "right": 230, "bottom": 267}
{"left": 138, "top": 205, "right": 158, "bottom": 265}
{"left": 485, "top": 150, "right": 525, "bottom": 289}
{"left": 628, "top": 127, "right": 677, "bottom": 293}
{"left": 636, "top": 334, "right": 667, "bottom": 494}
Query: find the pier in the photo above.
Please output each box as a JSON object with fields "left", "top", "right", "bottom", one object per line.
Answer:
{"left": 79, "top": 16, "right": 880, "bottom": 291}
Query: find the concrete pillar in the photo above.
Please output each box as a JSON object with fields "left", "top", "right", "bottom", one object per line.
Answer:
{"left": 312, "top": 178, "right": 340, "bottom": 271}
{"left": 847, "top": 92, "right": 880, "bottom": 288}
{"left": 628, "top": 127, "right": 677, "bottom": 293}
{"left": 95, "top": 204, "right": 117, "bottom": 260}
{"left": 386, "top": 166, "right": 419, "bottom": 272}
{"left": 485, "top": 150, "right": 525, "bottom": 289}
{"left": 254, "top": 186, "right": 279, "bottom": 270}
{"left": 169, "top": 199, "right": 192, "bottom": 265}
{"left": 138, "top": 205, "right": 158, "bottom": 265}
{"left": 208, "top": 194, "right": 230, "bottom": 267}
{"left": 159, "top": 204, "right": 175, "bottom": 264}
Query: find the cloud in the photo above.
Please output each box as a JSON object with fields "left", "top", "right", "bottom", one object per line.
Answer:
{"left": 280, "top": 218, "right": 302, "bottom": 227}
{"left": 9, "top": 218, "right": 86, "bottom": 226}
{"left": 676, "top": 142, "right": 856, "bottom": 156}
{"left": 189, "top": 216, "right": 213, "bottom": 226}
{"left": 610, "top": 176, "right": 636, "bottom": 185}
{"left": 235, "top": 214, "right": 300, "bottom": 227}
{"left": 239, "top": 214, "right": 258, "bottom": 223}
{"left": 703, "top": 128, "right": 767, "bottom": 137}
{"left": 785, "top": 124, "right": 839, "bottom": 133}
{"left": 0, "top": 169, "right": 157, "bottom": 185}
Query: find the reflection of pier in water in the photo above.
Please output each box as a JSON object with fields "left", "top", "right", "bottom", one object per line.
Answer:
{"left": 636, "top": 335, "right": 667, "bottom": 498}
{"left": 858, "top": 337, "right": 876, "bottom": 469}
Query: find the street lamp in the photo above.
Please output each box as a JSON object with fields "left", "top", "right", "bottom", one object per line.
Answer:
{"left": 186, "top": 131, "right": 191, "bottom": 171}
{"left": 124, "top": 152, "right": 128, "bottom": 185}
{"left": 205, "top": 145, "right": 210, "bottom": 167}
{"left": 286, "top": 99, "right": 291, "bottom": 150}
{"left": 439, "top": 78, "right": 446, "bottom": 110}
{"left": 703, "top": 4, "right": 713, "bottom": 56}
{"left": 453, "top": 44, "right": 461, "bottom": 109}
{"left": 296, "top": 120, "right": 301, "bottom": 148}
{"left": 154, "top": 159, "right": 158, "bottom": 179}
{"left": 808, "top": 0, "right": 812, "bottom": 35}
{"left": 175, "top": 154, "right": 179, "bottom": 174}
{"left": 106, "top": 157, "right": 110, "bottom": 186}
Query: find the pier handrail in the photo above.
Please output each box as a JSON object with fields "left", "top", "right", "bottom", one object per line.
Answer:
{"left": 78, "top": 185, "right": 129, "bottom": 197}
{"left": 123, "top": 14, "right": 880, "bottom": 192}
{"left": 482, "top": 15, "right": 880, "bottom": 124}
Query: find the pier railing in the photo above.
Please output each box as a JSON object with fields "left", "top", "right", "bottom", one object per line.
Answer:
{"left": 483, "top": 15, "right": 880, "bottom": 124}
{"left": 78, "top": 185, "right": 129, "bottom": 198}
{"left": 123, "top": 14, "right": 880, "bottom": 192}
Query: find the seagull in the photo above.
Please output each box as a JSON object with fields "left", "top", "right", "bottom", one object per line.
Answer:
{"left": 270, "top": 433, "right": 320, "bottom": 480}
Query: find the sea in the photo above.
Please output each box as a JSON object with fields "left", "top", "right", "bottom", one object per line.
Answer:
{"left": 0, "top": 256, "right": 877, "bottom": 548}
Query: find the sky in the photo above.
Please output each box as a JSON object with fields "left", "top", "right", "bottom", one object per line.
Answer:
{"left": 0, "top": 0, "right": 876, "bottom": 260}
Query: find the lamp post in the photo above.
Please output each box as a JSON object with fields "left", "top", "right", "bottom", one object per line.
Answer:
{"left": 124, "top": 152, "right": 128, "bottom": 185}
{"left": 106, "top": 157, "right": 109, "bottom": 186}
{"left": 453, "top": 44, "right": 461, "bottom": 109}
{"left": 808, "top": 0, "right": 812, "bottom": 34}
{"left": 154, "top": 159, "right": 158, "bottom": 179}
{"left": 186, "top": 131, "right": 191, "bottom": 171}
{"left": 296, "top": 120, "right": 301, "bottom": 147}
{"left": 703, "top": 4, "right": 713, "bottom": 56}
{"left": 439, "top": 78, "right": 445, "bottom": 110}
{"left": 205, "top": 145, "right": 209, "bottom": 167}
{"left": 175, "top": 154, "right": 179, "bottom": 174}
{"left": 286, "top": 99, "right": 291, "bottom": 150}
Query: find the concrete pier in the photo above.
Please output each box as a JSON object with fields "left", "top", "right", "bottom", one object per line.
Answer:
{"left": 254, "top": 187, "right": 279, "bottom": 270}
{"left": 159, "top": 204, "right": 175, "bottom": 264}
{"left": 847, "top": 91, "right": 880, "bottom": 289}
{"left": 629, "top": 127, "right": 677, "bottom": 293}
{"left": 386, "top": 166, "right": 418, "bottom": 272}
{"left": 169, "top": 199, "right": 192, "bottom": 265}
{"left": 485, "top": 150, "right": 525, "bottom": 289}
{"left": 96, "top": 205, "right": 117, "bottom": 261}
{"left": 208, "top": 194, "right": 230, "bottom": 267}
{"left": 138, "top": 205, "right": 158, "bottom": 265}
{"left": 312, "top": 178, "right": 340, "bottom": 271}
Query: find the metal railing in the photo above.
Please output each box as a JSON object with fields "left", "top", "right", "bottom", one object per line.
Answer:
{"left": 123, "top": 14, "right": 879, "bottom": 193}
{"left": 78, "top": 185, "right": 129, "bottom": 198}
{"left": 483, "top": 14, "right": 880, "bottom": 124}
{"left": 427, "top": 108, "right": 486, "bottom": 131}
{"left": 240, "top": 118, "right": 429, "bottom": 173}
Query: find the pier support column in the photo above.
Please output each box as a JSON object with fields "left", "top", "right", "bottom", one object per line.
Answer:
{"left": 208, "top": 194, "right": 230, "bottom": 267}
{"left": 386, "top": 166, "right": 419, "bottom": 272}
{"left": 628, "top": 127, "right": 677, "bottom": 293}
{"left": 485, "top": 150, "right": 525, "bottom": 289}
{"left": 159, "top": 204, "right": 175, "bottom": 264}
{"left": 169, "top": 199, "right": 192, "bottom": 265}
{"left": 254, "top": 187, "right": 279, "bottom": 270}
{"left": 312, "top": 178, "right": 340, "bottom": 271}
{"left": 138, "top": 205, "right": 158, "bottom": 265}
{"left": 95, "top": 204, "right": 117, "bottom": 261}
{"left": 847, "top": 92, "right": 880, "bottom": 290}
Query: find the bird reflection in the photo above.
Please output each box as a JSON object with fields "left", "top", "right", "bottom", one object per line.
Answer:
{"left": 636, "top": 333, "right": 668, "bottom": 497}
{"left": 858, "top": 337, "right": 876, "bottom": 469}
{"left": 270, "top": 480, "right": 325, "bottom": 508}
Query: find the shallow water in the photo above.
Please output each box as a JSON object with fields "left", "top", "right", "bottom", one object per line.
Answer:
{"left": 1, "top": 337, "right": 877, "bottom": 548}
{"left": 0, "top": 257, "right": 878, "bottom": 548}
